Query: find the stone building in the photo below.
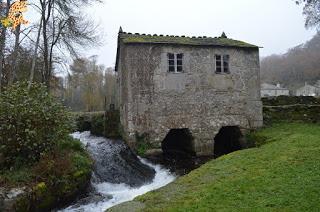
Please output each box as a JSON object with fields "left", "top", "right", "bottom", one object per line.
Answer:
{"left": 115, "top": 28, "right": 263, "bottom": 156}
{"left": 296, "top": 82, "right": 320, "bottom": 96}
{"left": 261, "top": 83, "right": 290, "bottom": 97}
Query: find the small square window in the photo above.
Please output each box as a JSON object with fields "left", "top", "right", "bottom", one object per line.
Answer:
{"left": 167, "top": 53, "right": 183, "bottom": 73}
{"left": 215, "top": 54, "right": 230, "bottom": 74}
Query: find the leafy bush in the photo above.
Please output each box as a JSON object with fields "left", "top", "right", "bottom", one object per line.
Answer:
{"left": 74, "top": 111, "right": 122, "bottom": 138}
{"left": 135, "top": 133, "right": 152, "bottom": 156}
{"left": 0, "top": 82, "right": 72, "bottom": 168}
{"left": 75, "top": 114, "right": 92, "bottom": 132}
{"left": 91, "top": 114, "right": 105, "bottom": 136}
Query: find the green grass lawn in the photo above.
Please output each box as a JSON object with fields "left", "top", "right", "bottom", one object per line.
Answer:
{"left": 109, "top": 123, "right": 320, "bottom": 211}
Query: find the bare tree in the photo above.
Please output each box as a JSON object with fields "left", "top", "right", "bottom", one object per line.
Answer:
{"left": 37, "top": 0, "right": 102, "bottom": 90}
{"left": 296, "top": 0, "right": 320, "bottom": 29}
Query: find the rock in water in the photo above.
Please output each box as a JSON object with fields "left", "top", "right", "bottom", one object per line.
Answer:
{"left": 86, "top": 138, "right": 155, "bottom": 187}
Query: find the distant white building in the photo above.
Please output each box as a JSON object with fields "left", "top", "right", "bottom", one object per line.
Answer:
{"left": 296, "top": 82, "right": 320, "bottom": 96}
{"left": 261, "top": 83, "right": 290, "bottom": 97}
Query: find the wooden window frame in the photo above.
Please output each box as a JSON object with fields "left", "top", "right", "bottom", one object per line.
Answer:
{"left": 168, "top": 53, "right": 184, "bottom": 73}
{"left": 215, "top": 54, "right": 230, "bottom": 74}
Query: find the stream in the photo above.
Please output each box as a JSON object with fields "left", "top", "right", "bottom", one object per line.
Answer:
{"left": 60, "top": 131, "right": 176, "bottom": 212}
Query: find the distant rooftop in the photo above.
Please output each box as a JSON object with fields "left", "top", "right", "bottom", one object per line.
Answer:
{"left": 261, "top": 83, "right": 288, "bottom": 90}
{"left": 118, "top": 28, "right": 259, "bottom": 49}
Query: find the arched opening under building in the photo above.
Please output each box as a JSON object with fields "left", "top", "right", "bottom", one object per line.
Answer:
{"left": 213, "top": 126, "right": 243, "bottom": 158}
{"left": 161, "top": 128, "right": 196, "bottom": 159}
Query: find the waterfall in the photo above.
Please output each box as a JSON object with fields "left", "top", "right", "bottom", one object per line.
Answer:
{"left": 60, "top": 131, "right": 175, "bottom": 212}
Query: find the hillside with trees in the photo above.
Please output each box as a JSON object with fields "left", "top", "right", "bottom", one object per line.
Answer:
{"left": 261, "top": 32, "right": 320, "bottom": 90}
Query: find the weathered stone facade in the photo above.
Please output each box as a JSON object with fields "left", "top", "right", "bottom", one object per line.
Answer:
{"left": 116, "top": 30, "right": 263, "bottom": 156}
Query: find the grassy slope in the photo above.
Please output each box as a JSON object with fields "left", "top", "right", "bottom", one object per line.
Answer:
{"left": 110, "top": 123, "right": 320, "bottom": 211}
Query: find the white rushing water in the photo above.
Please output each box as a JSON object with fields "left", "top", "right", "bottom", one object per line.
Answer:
{"left": 61, "top": 132, "right": 176, "bottom": 212}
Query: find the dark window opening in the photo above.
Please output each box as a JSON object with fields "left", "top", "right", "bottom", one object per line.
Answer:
{"left": 162, "top": 128, "right": 195, "bottom": 159}
{"left": 215, "top": 54, "right": 230, "bottom": 74}
{"left": 223, "top": 55, "right": 230, "bottom": 73}
{"left": 168, "top": 53, "right": 175, "bottom": 72}
{"left": 177, "top": 53, "right": 183, "bottom": 72}
{"left": 215, "top": 55, "right": 222, "bottom": 73}
{"left": 213, "top": 126, "right": 243, "bottom": 158}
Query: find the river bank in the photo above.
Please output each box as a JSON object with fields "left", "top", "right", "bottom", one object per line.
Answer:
{"left": 109, "top": 123, "right": 320, "bottom": 211}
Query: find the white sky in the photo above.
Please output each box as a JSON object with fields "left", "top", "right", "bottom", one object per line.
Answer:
{"left": 83, "top": 0, "right": 315, "bottom": 67}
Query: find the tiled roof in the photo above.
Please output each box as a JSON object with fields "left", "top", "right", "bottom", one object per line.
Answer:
{"left": 118, "top": 30, "right": 259, "bottom": 49}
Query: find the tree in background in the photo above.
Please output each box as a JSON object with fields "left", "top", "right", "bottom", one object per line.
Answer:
{"left": 261, "top": 32, "right": 320, "bottom": 90}
{"left": 296, "top": 0, "right": 320, "bottom": 29}
{"left": 104, "top": 67, "right": 117, "bottom": 109}
{"left": 0, "top": 0, "right": 102, "bottom": 92}
{"left": 64, "top": 56, "right": 117, "bottom": 112}
{"left": 37, "top": 0, "right": 102, "bottom": 90}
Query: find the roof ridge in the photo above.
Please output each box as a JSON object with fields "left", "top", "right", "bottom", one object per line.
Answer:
{"left": 120, "top": 30, "right": 225, "bottom": 40}
{"left": 118, "top": 29, "right": 259, "bottom": 48}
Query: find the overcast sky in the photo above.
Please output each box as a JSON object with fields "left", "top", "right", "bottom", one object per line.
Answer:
{"left": 84, "top": 0, "right": 316, "bottom": 68}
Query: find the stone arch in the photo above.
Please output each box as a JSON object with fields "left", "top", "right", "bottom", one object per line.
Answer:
{"left": 213, "top": 126, "right": 243, "bottom": 158}
{"left": 161, "top": 128, "right": 196, "bottom": 158}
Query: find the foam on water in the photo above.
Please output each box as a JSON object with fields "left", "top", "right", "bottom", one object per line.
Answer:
{"left": 61, "top": 132, "right": 176, "bottom": 212}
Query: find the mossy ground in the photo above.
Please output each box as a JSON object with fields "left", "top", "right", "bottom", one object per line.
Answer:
{"left": 109, "top": 123, "right": 320, "bottom": 211}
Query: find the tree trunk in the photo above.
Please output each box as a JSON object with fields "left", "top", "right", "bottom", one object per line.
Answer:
{"left": 0, "top": 28, "right": 6, "bottom": 93}
{"left": 41, "top": 1, "right": 50, "bottom": 90}
{"left": 0, "top": 0, "right": 11, "bottom": 92}
{"left": 8, "top": 24, "right": 21, "bottom": 86}
{"left": 28, "top": 19, "right": 43, "bottom": 90}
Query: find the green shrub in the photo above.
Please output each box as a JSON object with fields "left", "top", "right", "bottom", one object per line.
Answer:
{"left": 0, "top": 82, "right": 73, "bottom": 168}
{"left": 75, "top": 114, "right": 91, "bottom": 132}
{"left": 73, "top": 111, "right": 122, "bottom": 138}
{"left": 90, "top": 114, "right": 105, "bottom": 136}
{"left": 135, "top": 133, "right": 152, "bottom": 156}
{"left": 57, "top": 136, "right": 85, "bottom": 153}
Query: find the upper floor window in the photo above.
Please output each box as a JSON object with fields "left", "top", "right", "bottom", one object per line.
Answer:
{"left": 215, "top": 54, "right": 230, "bottom": 74}
{"left": 168, "top": 53, "right": 184, "bottom": 73}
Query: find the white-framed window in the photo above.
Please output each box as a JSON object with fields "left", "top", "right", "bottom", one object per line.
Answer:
{"left": 215, "top": 54, "right": 230, "bottom": 74}
{"left": 168, "top": 53, "right": 184, "bottom": 73}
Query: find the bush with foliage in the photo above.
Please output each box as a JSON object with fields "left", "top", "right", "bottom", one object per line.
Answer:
{"left": 90, "top": 113, "right": 105, "bottom": 136}
{"left": 0, "top": 82, "right": 73, "bottom": 168}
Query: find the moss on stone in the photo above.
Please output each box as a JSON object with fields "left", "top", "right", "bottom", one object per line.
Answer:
{"left": 120, "top": 33, "right": 258, "bottom": 49}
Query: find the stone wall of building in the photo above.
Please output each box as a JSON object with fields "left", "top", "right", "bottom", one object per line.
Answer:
{"left": 118, "top": 43, "right": 263, "bottom": 156}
